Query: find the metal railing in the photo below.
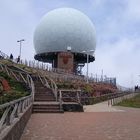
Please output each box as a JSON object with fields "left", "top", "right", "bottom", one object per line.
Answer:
{"left": 36, "top": 70, "right": 58, "bottom": 101}
{"left": 107, "top": 91, "right": 140, "bottom": 106}
{"left": 58, "top": 89, "right": 82, "bottom": 109}
{"left": 69, "top": 90, "right": 136, "bottom": 105}
{"left": 0, "top": 63, "right": 35, "bottom": 133}
{"left": 0, "top": 95, "right": 32, "bottom": 133}
{"left": 0, "top": 50, "right": 116, "bottom": 86}
{"left": 0, "top": 51, "right": 10, "bottom": 59}
{"left": 4, "top": 58, "right": 59, "bottom": 102}
{"left": 0, "top": 64, "right": 35, "bottom": 99}
{"left": 58, "top": 89, "right": 82, "bottom": 111}
{"left": 17, "top": 58, "right": 116, "bottom": 85}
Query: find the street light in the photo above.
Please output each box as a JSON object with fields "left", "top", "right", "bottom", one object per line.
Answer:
{"left": 138, "top": 75, "right": 140, "bottom": 85}
{"left": 17, "top": 39, "right": 25, "bottom": 59}
{"left": 67, "top": 46, "right": 71, "bottom": 52}
{"left": 82, "top": 50, "right": 95, "bottom": 83}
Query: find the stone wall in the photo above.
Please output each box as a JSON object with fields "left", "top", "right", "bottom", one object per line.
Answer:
{"left": 1, "top": 105, "right": 32, "bottom": 140}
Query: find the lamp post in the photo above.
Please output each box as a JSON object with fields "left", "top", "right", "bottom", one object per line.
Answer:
{"left": 17, "top": 39, "right": 25, "bottom": 59}
{"left": 138, "top": 75, "right": 140, "bottom": 86}
{"left": 82, "top": 50, "right": 94, "bottom": 83}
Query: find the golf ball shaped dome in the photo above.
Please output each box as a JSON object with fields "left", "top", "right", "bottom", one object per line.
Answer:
{"left": 34, "top": 8, "right": 96, "bottom": 55}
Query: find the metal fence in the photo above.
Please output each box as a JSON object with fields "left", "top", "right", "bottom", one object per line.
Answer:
{"left": 0, "top": 50, "right": 116, "bottom": 85}
{"left": 107, "top": 91, "right": 139, "bottom": 106}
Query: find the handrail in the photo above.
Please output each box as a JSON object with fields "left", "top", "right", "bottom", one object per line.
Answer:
{"left": 0, "top": 95, "right": 32, "bottom": 132}
{"left": 9, "top": 63, "right": 58, "bottom": 102}
{"left": 59, "top": 90, "right": 63, "bottom": 111}
{"left": 38, "top": 73, "right": 45, "bottom": 85}
{"left": 108, "top": 91, "right": 140, "bottom": 106}
{"left": 0, "top": 63, "right": 35, "bottom": 99}
{"left": 0, "top": 50, "right": 116, "bottom": 85}
{"left": 0, "top": 95, "right": 32, "bottom": 109}
{"left": 58, "top": 89, "right": 82, "bottom": 106}
{"left": 0, "top": 63, "right": 35, "bottom": 133}
{"left": 0, "top": 51, "right": 10, "bottom": 59}
{"left": 34, "top": 69, "right": 58, "bottom": 101}
{"left": 48, "top": 77, "right": 58, "bottom": 101}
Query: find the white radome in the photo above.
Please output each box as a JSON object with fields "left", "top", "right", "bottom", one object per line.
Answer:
{"left": 34, "top": 8, "right": 96, "bottom": 55}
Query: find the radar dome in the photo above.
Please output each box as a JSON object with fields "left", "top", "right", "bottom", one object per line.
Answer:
{"left": 34, "top": 8, "right": 96, "bottom": 55}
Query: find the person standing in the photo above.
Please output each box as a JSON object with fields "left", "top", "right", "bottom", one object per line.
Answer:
{"left": 10, "top": 53, "right": 13, "bottom": 60}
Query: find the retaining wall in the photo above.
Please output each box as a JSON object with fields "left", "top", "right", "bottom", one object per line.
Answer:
{"left": 0, "top": 105, "right": 32, "bottom": 140}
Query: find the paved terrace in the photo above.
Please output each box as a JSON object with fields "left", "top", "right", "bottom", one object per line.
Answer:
{"left": 21, "top": 102, "right": 140, "bottom": 140}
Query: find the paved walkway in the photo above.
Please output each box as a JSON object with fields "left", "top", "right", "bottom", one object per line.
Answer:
{"left": 21, "top": 102, "right": 140, "bottom": 140}
{"left": 83, "top": 101, "right": 124, "bottom": 112}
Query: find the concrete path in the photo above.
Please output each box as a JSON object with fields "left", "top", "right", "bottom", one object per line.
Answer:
{"left": 83, "top": 101, "right": 124, "bottom": 112}
{"left": 21, "top": 102, "right": 140, "bottom": 140}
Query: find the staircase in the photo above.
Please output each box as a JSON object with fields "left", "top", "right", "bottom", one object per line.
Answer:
{"left": 32, "top": 80, "right": 63, "bottom": 113}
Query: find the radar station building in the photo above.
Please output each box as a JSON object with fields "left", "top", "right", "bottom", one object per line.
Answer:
{"left": 34, "top": 8, "right": 96, "bottom": 74}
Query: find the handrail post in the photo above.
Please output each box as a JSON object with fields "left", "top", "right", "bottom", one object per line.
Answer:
{"left": 59, "top": 90, "right": 63, "bottom": 111}
{"left": 77, "top": 91, "right": 80, "bottom": 103}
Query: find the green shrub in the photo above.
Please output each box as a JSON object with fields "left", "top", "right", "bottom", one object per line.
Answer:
{"left": 0, "top": 71, "right": 30, "bottom": 105}
{"left": 0, "top": 90, "right": 29, "bottom": 104}
{"left": 82, "top": 84, "right": 93, "bottom": 94}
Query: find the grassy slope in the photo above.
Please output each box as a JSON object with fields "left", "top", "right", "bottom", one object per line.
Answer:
{"left": 116, "top": 94, "right": 140, "bottom": 108}
{"left": 0, "top": 71, "right": 30, "bottom": 104}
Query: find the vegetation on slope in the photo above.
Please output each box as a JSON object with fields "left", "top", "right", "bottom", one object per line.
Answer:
{"left": 0, "top": 71, "right": 30, "bottom": 105}
{"left": 116, "top": 94, "right": 140, "bottom": 108}
{"left": 56, "top": 81, "right": 117, "bottom": 96}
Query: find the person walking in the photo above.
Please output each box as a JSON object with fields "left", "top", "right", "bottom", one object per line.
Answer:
{"left": 17, "top": 56, "right": 20, "bottom": 63}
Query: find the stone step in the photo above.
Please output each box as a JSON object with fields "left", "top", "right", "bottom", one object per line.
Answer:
{"left": 35, "top": 94, "right": 53, "bottom": 97}
{"left": 34, "top": 98, "right": 55, "bottom": 101}
{"left": 35, "top": 92, "right": 53, "bottom": 95}
{"left": 34, "top": 96, "right": 55, "bottom": 99}
{"left": 34, "top": 98, "right": 56, "bottom": 101}
{"left": 62, "top": 99, "right": 76, "bottom": 102}
{"left": 33, "top": 106, "right": 60, "bottom": 110}
{"left": 32, "top": 109, "right": 63, "bottom": 113}
{"left": 35, "top": 87, "right": 50, "bottom": 90}
{"left": 35, "top": 96, "right": 54, "bottom": 99}
{"left": 34, "top": 99, "right": 56, "bottom": 101}
{"left": 33, "top": 104, "right": 59, "bottom": 107}
{"left": 34, "top": 94, "right": 55, "bottom": 97}
{"left": 35, "top": 85, "right": 51, "bottom": 88}
{"left": 34, "top": 83, "right": 43, "bottom": 86}
{"left": 32, "top": 103, "right": 63, "bottom": 113}
{"left": 35, "top": 89, "right": 51, "bottom": 92}
{"left": 33, "top": 105, "right": 60, "bottom": 108}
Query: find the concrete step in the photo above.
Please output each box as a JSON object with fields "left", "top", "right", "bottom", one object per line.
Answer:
{"left": 63, "top": 99, "right": 76, "bottom": 102}
{"left": 35, "top": 87, "right": 50, "bottom": 90}
{"left": 33, "top": 107, "right": 60, "bottom": 111}
{"left": 33, "top": 106, "right": 60, "bottom": 109}
{"left": 35, "top": 89, "right": 52, "bottom": 93}
{"left": 34, "top": 96, "right": 54, "bottom": 99}
{"left": 34, "top": 95, "right": 55, "bottom": 98}
{"left": 32, "top": 109, "right": 63, "bottom": 113}
{"left": 34, "top": 99, "right": 56, "bottom": 101}
{"left": 34, "top": 96, "right": 55, "bottom": 99}
{"left": 35, "top": 93, "right": 54, "bottom": 95}
{"left": 34, "top": 83, "right": 43, "bottom": 86}
{"left": 32, "top": 103, "right": 63, "bottom": 113}
{"left": 35, "top": 94, "right": 54, "bottom": 96}
{"left": 34, "top": 98, "right": 55, "bottom": 100}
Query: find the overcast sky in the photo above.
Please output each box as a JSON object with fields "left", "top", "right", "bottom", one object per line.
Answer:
{"left": 0, "top": 0, "right": 140, "bottom": 87}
